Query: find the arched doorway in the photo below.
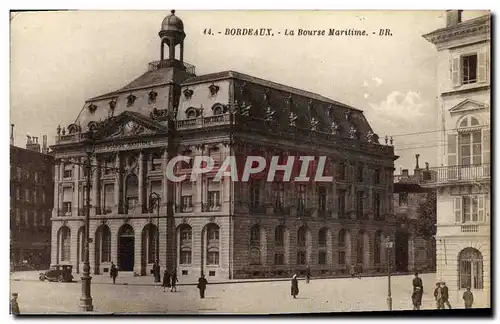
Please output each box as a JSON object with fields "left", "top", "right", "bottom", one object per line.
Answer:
{"left": 458, "top": 248, "right": 483, "bottom": 290}
{"left": 141, "top": 224, "right": 158, "bottom": 275}
{"left": 395, "top": 231, "right": 409, "bottom": 272}
{"left": 118, "top": 224, "right": 135, "bottom": 271}
{"left": 95, "top": 225, "right": 111, "bottom": 274}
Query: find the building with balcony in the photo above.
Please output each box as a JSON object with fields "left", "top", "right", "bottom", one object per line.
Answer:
{"left": 423, "top": 10, "right": 490, "bottom": 307}
{"left": 50, "top": 11, "right": 398, "bottom": 281}
{"left": 10, "top": 135, "right": 54, "bottom": 269}
{"left": 393, "top": 156, "right": 436, "bottom": 274}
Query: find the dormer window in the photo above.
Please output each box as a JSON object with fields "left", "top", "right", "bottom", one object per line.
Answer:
{"left": 126, "top": 94, "right": 136, "bottom": 107}
{"left": 212, "top": 104, "right": 225, "bottom": 116}
{"left": 186, "top": 108, "right": 197, "bottom": 119}
{"left": 148, "top": 90, "right": 158, "bottom": 104}
{"left": 208, "top": 84, "right": 220, "bottom": 96}
{"left": 183, "top": 88, "right": 194, "bottom": 100}
{"left": 109, "top": 99, "right": 117, "bottom": 111}
{"left": 88, "top": 103, "right": 97, "bottom": 114}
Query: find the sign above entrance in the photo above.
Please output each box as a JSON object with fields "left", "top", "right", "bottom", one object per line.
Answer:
{"left": 96, "top": 140, "right": 166, "bottom": 152}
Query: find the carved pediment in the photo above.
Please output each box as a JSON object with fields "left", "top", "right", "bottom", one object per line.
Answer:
{"left": 93, "top": 111, "right": 168, "bottom": 140}
{"left": 449, "top": 99, "right": 487, "bottom": 114}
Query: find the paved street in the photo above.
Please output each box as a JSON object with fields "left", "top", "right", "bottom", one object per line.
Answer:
{"left": 10, "top": 273, "right": 481, "bottom": 314}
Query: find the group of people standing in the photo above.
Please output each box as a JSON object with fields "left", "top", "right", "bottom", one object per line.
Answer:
{"left": 152, "top": 261, "right": 179, "bottom": 292}
{"left": 412, "top": 272, "right": 474, "bottom": 310}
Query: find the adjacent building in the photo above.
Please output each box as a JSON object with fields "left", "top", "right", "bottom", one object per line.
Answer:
{"left": 50, "top": 11, "right": 399, "bottom": 281}
{"left": 10, "top": 135, "right": 54, "bottom": 269}
{"left": 393, "top": 156, "right": 436, "bottom": 273}
{"left": 423, "top": 10, "right": 491, "bottom": 307}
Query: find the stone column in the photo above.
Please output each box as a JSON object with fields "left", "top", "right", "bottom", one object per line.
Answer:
{"left": 162, "top": 148, "right": 168, "bottom": 214}
{"left": 59, "top": 161, "right": 64, "bottom": 183}
{"left": 91, "top": 156, "right": 99, "bottom": 215}
{"left": 114, "top": 153, "right": 121, "bottom": 214}
{"left": 53, "top": 163, "right": 60, "bottom": 217}
{"left": 72, "top": 158, "right": 80, "bottom": 216}
{"left": 138, "top": 151, "right": 144, "bottom": 213}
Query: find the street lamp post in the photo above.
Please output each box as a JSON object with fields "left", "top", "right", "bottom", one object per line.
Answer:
{"left": 80, "top": 140, "right": 94, "bottom": 312}
{"left": 385, "top": 237, "right": 394, "bottom": 311}
{"left": 149, "top": 192, "right": 161, "bottom": 264}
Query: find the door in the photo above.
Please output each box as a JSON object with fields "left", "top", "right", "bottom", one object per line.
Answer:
{"left": 118, "top": 224, "right": 135, "bottom": 271}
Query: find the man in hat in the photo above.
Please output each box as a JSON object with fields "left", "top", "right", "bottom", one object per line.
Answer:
{"left": 441, "top": 282, "right": 452, "bottom": 309}
{"left": 463, "top": 287, "right": 474, "bottom": 309}
{"left": 434, "top": 282, "right": 443, "bottom": 309}
{"left": 11, "top": 293, "right": 20, "bottom": 314}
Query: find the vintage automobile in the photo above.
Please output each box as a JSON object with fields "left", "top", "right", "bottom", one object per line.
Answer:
{"left": 39, "top": 265, "right": 74, "bottom": 282}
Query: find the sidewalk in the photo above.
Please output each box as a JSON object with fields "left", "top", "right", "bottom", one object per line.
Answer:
{"left": 10, "top": 270, "right": 423, "bottom": 287}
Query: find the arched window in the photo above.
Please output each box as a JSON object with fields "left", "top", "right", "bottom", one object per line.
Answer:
{"left": 318, "top": 228, "right": 327, "bottom": 247}
{"left": 59, "top": 227, "right": 71, "bottom": 262}
{"left": 212, "top": 104, "right": 224, "bottom": 116}
{"left": 275, "top": 226, "right": 285, "bottom": 246}
{"left": 458, "top": 248, "right": 483, "bottom": 290}
{"left": 250, "top": 225, "right": 260, "bottom": 245}
{"left": 179, "top": 224, "right": 192, "bottom": 265}
{"left": 206, "top": 224, "right": 220, "bottom": 266}
{"left": 97, "top": 225, "right": 111, "bottom": 262}
{"left": 186, "top": 107, "right": 197, "bottom": 119}
{"left": 455, "top": 115, "right": 484, "bottom": 166}
{"left": 297, "top": 226, "right": 306, "bottom": 246}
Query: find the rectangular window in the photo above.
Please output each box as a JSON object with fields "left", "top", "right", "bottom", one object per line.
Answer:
{"left": 274, "top": 253, "right": 284, "bottom": 265}
{"left": 297, "top": 251, "right": 306, "bottom": 265}
{"left": 356, "top": 191, "right": 364, "bottom": 219}
{"left": 319, "top": 251, "right": 327, "bottom": 265}
{"left": 152, "top": 152, "right": 163, "bottom": 171}
{"left": 458, "top": 131, "right": 483, "bottom": 166}
{"left": 181, "top": 228, "right": 192, "bottom": 241}
{"left": 208, "top": 191, "right": 220, "bottom": 208}
{"left": 399, "top": 192, "right": 408, "bottom": 206}
{"left": 374, "top": 192, "right": 381, "bottom": 220}
{"left": 273, "top": 182, "right": 284, "bottom": 210}
{"left": 338, "top": 251, "right": 346, "bottom": 265}
{"left": 103, "top": 184, "right": 114, "bottom": 214}
{"left": 181, "top": 195, "right": 193, "bottom": 211}
{"left": 180, "top": 250, "right": 192, "bottom": 264}
{"left": 374, "top": 169, "right": 380, "bottom": 184}
{"left": 357, "top": 165, "right": 364, "bottom": 182}
{"left": 25, "top": 189, "right": 30, "bottom": 202}
{"left": 318, "top": 186, "right": 327, "bottom": 212}
{"left": 63, "top": 202, "right": 72, "bottom": 215}
{"left": 250, "top": 182, "right": 260, "bottom": 208}
{"left": 462, "top": 54, "right": 477, "bottom": 84}
{"left": 297, "top": 184, "right": 306, "bottom": 211}
{"left": 337, "top": 189, "right": 346, "bottom": 219}
{"left": 207, "top": 251, "right": 219, "bottom": 265}
{"left": 63, "top": 168, "right": 73, "bottom": 179}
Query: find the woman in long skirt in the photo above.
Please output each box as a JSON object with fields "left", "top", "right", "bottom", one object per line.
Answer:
{"left": 162, "top": 270, "right": 171, "bottom": 292}
{"left": 291, "top": 274, "right": 299, "bottom": 299}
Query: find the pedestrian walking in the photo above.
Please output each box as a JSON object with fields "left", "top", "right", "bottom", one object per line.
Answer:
{"left": 291, "top": 274, "right": 299, "bottom": 299}
{"left": 197, "top": 273, "right": 208, "bottom": 299}
{"left": 162, "top": 270, "right": 171, "bottom": 292}
{"left": 441, "top": 282, "right": 452, "bottom": 309}
{"left": 153, "top": 260, "right": 161, "bottom": 283}
{"left": 349, "top": 264, "right": 356, "bottom": 278}
{"left": 10, "top": 293, "right": 20, "bottom": 315}
{"left": 463, "top": 287, "right": 474, "bottom": 309}
{"left": 434, "top": 282, "right": 444, "bottom": 309}
{"left": 305, "top": 266, "right": 311, "bottom": 284}
{"left": 412, "top": 286, "right": 423, "bottom": 310}
{"left": 110, "top": 262, "right": 118, "bottom": 284}
{"left": 412, "top": 272, "right": 423, "bottom": 293}
{"left": 170, "top": 268, "right": 179, "bottom": 292}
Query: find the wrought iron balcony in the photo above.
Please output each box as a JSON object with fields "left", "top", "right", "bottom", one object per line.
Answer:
{"left": 421, "top": 163, "right": 490, "bottom": 185}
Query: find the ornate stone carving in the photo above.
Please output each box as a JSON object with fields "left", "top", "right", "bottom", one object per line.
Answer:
{"left": 148, "top": 90, "right": 158, "bottom": 104}
{"left": 183, "top": 88, "right": 194, "bottom": 99}
{"left": 182, "top": 217, "right": 188, "bottom": 224}
{"left": 62, "top": 220, "right": 68, "bottom": 226}
{"left": 150, "top": 108, "right": 169, "bottom": 120}
{"left": 239, "top": 101, "right": 251, "bottom": 116}
{"left": 123, "top": 217, "right": 130, "bottom": 224}
{"left": 284, "top": 94, "right": 292, "bottom": 111}
{"left": 289, "top": 112, "right": 298, "bottom": 127}
{"left": 101, "top": 219, "right": 107, "bottom": 225}
{"left": 237, "top": 82, "right": 247, "bottom": 96}
{"left": 88, "top": 103, "right": 97, "bottom": 114}
{"left": 366, "top": 130, "right": 375, "bottom": 143}
{"left": 208, "top": 216, "right": 215, "bottom": 223}
{"left": 327, "top": 105, "right": 334, "bottom": 118}
{"left": 265, "top": 106, "right": 275, "bottom": 122}
{"left": 310, "top": 117, "right": 319, "bottom": 131}
{"left": 208, "top": 84, "right": 220, "bottom": 96}
{"left": 126, "top": 94, "right": 136, "bottom": 107}
{"left": 109, "top": 99, "right": 117, "bottom": 111}
{"left": 330, "top": 120, "right": 340, "bottom": 135}
{"left": 344, "top": 110, "right": 351, "bottom": 121}
{"left": 263, "top": 88, "right": 270, "bottom": 103}
{"left": 57, "top": 125, "right": 61, "bottom": 135}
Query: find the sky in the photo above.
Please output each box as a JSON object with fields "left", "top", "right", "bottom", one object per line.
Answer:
{"left": 9, "top": 10, "right": 488, "bottom": 172}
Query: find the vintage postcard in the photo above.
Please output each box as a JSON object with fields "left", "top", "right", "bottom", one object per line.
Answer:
{"left": 9, "top": 10, "right": 491, "bottom": 315}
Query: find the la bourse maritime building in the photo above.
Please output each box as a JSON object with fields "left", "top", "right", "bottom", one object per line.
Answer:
{"left": 50, "top": 11, "right": 400, "bottom": 281}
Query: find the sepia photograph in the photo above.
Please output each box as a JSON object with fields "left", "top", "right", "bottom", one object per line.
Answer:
{"left": 8, "top": 7, "right": 491, "bottom": 315}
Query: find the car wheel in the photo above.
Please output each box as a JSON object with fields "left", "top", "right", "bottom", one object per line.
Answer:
{"left": 39, "top": 275, "right": 45, "bottom": 281}
{"left": 58, "top": 275, "right": 64, "bottom": 282}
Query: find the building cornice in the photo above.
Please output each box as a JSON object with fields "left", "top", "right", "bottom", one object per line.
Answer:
{"left": 423, "top": 15, "right": 490, "bottom": 46}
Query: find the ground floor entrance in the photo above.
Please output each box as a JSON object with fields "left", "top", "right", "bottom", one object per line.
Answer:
{"left": 118, "top": 225, "right": 135, "bottom": 271}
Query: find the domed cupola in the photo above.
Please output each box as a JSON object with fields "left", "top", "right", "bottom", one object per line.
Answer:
{"left": 159, "top": 10, "right": 186, "bottom": 66}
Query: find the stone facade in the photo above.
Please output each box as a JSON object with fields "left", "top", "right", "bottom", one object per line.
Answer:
{"left": 423, "top": 11, "right": 491, "bottom": 307}
{"left": 50, "top": 11, "right": 399, "bottom": 282}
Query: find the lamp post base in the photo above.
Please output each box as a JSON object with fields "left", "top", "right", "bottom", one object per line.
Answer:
{"left": 387, "top": 296, "right": 393, "bottom": 311}
{"left": 79, "top": 297, "right": 94, "bottom": 312}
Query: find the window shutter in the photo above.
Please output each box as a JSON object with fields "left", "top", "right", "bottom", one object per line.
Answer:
{"left": 447, "top": 134, "right": 458, "bottom": 166}
{"left": 451, "top": 56, "right": 461, "bottom": 87}
{"left": 478, "top": 196, "right": 484, "bottom": 223}
{"left": 454, "top": 197, "right": 462, "bottom": 223}
{"left": 477, "top": 51, "right": 487, "bottom": 83}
